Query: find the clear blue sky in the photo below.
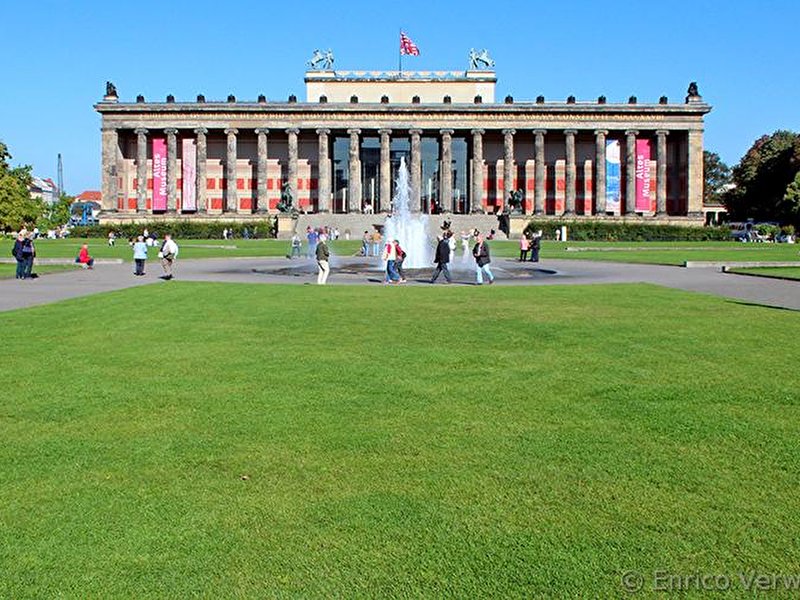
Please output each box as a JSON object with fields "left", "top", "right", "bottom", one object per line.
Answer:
{"left": 2, "top": 0, "right": 798, "bottom": 194}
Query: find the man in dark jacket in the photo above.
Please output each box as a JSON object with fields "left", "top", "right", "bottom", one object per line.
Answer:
{"left": 429, "top": 232, "right": 453, "bottom": 284}
{"left": 530, "top": 231, "right": 541, "bottom": 262}
{"left": 12, "top": 233, "right": 26, "bottom": 279}
{"left": 472, "top": 233, "right": 495, "bottom": 285}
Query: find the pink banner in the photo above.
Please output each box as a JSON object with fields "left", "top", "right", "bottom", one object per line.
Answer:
{"left": 635, "top": 139, "right": 652, "bottom": 213}
{"left": 152, "top": 138, "right": 167, "bottom": 211}
{"left": 182, "top": 138, "right": 196, "bottom": 211}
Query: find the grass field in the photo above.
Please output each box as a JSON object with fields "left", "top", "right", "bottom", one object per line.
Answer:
{"left": 4, "top": 237, "right": 799, "bottom": 267}
{"left": 0, "top": 263, "right": 75, "bottom": 279}
{"left": 1, "top": 283, "right": 799, "bottom": 597}
{"left": 729, "top": 266, "right": 800, "bottom": 281}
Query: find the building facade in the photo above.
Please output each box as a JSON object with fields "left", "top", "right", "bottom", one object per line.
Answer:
{"left": 95, "top": 69, "right": 711, "bottom": 222}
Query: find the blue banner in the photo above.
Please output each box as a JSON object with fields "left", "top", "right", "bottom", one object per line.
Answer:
{"left": 606, "top": 140, "right": 621, "bottom": 215}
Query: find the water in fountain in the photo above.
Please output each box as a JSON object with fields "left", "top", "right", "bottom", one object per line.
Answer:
{"left": 383, "top": 156, "right": 431, "bottom": 269}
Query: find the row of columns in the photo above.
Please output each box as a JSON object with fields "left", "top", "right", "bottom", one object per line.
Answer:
{"left": 116, "top": 127, "right": 678, "bottom": 215}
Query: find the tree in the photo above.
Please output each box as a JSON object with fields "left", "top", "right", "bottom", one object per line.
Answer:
{"left": 0, "top": 139, "right": 44, "bottom": 231}
{"left": 703, "top": 151, "right": 731, "bottom": 205}
{"left": 39, "top": 193, "right": 73, "bottom": 229}
{"left": 783, "top": 171, "right": 800, "bottom": 223}
{"left": 724, "top": 130, "right": 800, "bottom": 225}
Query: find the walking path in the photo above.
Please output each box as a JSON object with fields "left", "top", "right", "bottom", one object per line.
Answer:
{"left": 1, "top": 257, "right": 798, "bottom": 312}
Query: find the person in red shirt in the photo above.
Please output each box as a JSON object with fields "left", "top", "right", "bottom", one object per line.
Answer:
{"left": 394, "top": 240, "right": 407, "bottom": 283}
{"left": 77, "top": 244, "right": 94, "bottom": 269}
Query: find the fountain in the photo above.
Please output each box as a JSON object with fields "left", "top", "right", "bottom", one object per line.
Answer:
{"left": 382, "top": 156, "right": 432, "bottom": 268}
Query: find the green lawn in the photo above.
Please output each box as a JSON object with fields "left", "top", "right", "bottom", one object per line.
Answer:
{"left": 0, "top": 263, "right": 75, "bottom": 279}
{"left": 1, "top": 283, "right": 799, "bottom": 597}
{"left": 0, "top": 238, "right": 363, "bottom": 262}
{"left": 6, "top": 238, "right": 800, "bottom": 267}
{"left": 493, "top": 240, "right": 800, "bottom": 265}
{"left": 729, "top": 266, "right": 800, "bottom": 280}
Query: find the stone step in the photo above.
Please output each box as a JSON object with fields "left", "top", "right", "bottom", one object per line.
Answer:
{"left": 283, "top": 213, "right": 510, "bottom": 240}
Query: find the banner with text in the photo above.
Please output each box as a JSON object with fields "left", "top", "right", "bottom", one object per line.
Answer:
{"left": 182, "top": 138, "right": 197, "bottom": 211}
{"left": 605, "top": 139, "right": 621, "bottom": 215}
{"left": 635, "top": 139, "right": 652, "bottom": 212}
{"left": 152, "top": 138, "right": 167, "bottom": 211}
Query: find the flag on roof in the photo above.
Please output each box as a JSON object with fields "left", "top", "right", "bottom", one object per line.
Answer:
{"left": 400, "top": 31, "right": 420, "bottom": 56}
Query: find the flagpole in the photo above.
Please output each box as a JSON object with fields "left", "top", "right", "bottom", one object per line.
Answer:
{"left": 398, "top": 28, "right": 402, "bottom": 76}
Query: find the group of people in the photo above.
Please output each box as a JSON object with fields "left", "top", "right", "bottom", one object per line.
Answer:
{"left": 361, "top": 230, "right": 384, "bottom": 257}
{"left": 519, "top": 230, "right": 543, "bottom": 262}
{"left": 430, "top": 229, "right": 495, "bottom": 285}
{"left": 128, "top": 232, "right": 179, "bottom": 279}
{"left": 381, "top": 239, "right": 407, "bottom": 284}
{"left": 11, "top": 231, "right": 36, "bottom": 279}
{"left": 129, "top": 231, "right": 179, "bottom": 279}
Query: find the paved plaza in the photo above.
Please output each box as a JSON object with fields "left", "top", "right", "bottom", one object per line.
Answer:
{"left": 1, "top": 257, "right": 797, "bottom": 312}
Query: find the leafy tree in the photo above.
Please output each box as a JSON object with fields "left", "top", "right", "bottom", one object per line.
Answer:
{"left": 703, "top": 151, "right": 732, "bottom": 205}
{"left": 39, "top": 193, "right": 74, "bottom": 229}
{"left": 725, "top": 130, "right": 800, "bottom": 225}
{"left": 0, "top": 139, "right": 44, "bottom": 231}
{"left": 783, "top": 171, "right": 800, "bottom": 223}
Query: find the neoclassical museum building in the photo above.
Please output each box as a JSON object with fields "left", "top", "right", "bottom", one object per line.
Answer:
{"left": 95, "top": 62, "right": 711, "bottom": 223}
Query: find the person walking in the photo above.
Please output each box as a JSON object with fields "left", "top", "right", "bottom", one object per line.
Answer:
{"left": 290, "top": 233, "right": 302, "bottom": 258}
{"left": 12, "top": 232, "right": 26, "bottom": 280}
{"left": 77, "top": 244, "right": 95, "bottom": 269}
{"left": 519, "top": 234, "right": 530, "bottom": 261}
{"left": 306, "top": 227, "right": 319, "bottom": 259}
{"left": 473, "top": 233, "right": 495, "bottom": 285}
{"left": 316, "top": 233, "right": 330, "bottom": 285}
{"left": 159, "top": 233, "right": 179, "bottom": 280}
{"left": 395, "top": 240, "right": 407, "bottom": 283}
{"left": 133, "top": 235, "right": 148, "bottom": 275}
{"left": 530, "top": 230, "right": 542, "bottom": 262}
{"left": 382, "top": 239, "right": 401, "bottom": 284}
{"left": 430, "top": 232, "right": 453, "bottom": 284}
{"left": 361, "top": 230, "right": 370, "bottom": 256}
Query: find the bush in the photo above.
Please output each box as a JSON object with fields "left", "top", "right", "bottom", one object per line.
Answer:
{"left": 756, "top": 224, "right": 780, "bottom": 239}
{"left": 70, "top": 220, "right": 276, "bottom": 240}
{"left": 522, "top": 220, "right": 730, "bottom": 241}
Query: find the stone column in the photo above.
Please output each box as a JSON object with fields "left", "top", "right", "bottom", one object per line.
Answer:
{"left": 594, "top": 130, "right": 608, "bottom": 214}
{"left": 255, "top": 129, "right": 269, "bottom": 212}
{"left": 100, "top": 128, "right": 119, "bottom": 211}
{"left": 347, "top": 128, "right": 361, "bottom": 213}
{"left": 225, "top": 128, "right": 238, "bottom": 213}
{"left": 165, "top": 128, "right": 178, "bottom": 212}
{"left": 409, "top": 129, "right": 422, "bottom": 212}
{"left": 564, "top": 129, "right": 577, "bottom": 215}
{"left": 471, "top": 129, "right": 485, "bottom": 213}
{"left": 379, "top": 128, "right": 392, "bottom": 213}
{"left": 534, "top": 129, "right": 546, "bottom": 215}
{"left": 316, "top": 128, "right": 330, "bottom": 213}
{"left": 135, "top": 128, "right": 148, "bottom": 213}
{"left": 286, "top": 128, "right": 299, "bottom": 211}
{"left": 625, "top": 130, "right": 638, "bottom": 214}
{"left": 502, "top": 129, "right": 515, "bottom": 208}
{"left": 194, "top": 128, "right": 207, "bottom": 212}
{"left": 440, "top": 129, "right": 454, "bottom": 213}
{"left": 687, "top": 129, "right": 704, "bottom": 216}
{"left": 656, "top": 130, "right": 669, "bottom": 216}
